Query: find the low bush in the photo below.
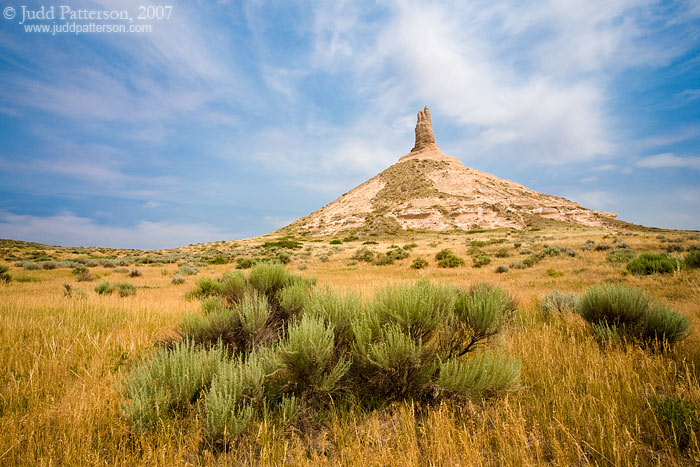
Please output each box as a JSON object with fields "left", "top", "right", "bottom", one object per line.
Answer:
{"left": 435, "top": 249, "right": 465, "bottom": 268}
{"left": 626, "top": 253, "right": 678, "bottom": 275}
{"left": 329, "top": 239, "right": 342, "bottom": 245}
{"left": 122, "top": 273, "right": 521, "bottom": 444}
{"left": 118, "top": 282, "right": 136, "bottom": 297}
{"left": 684, "top": 250, "right": 700, "bottom": 269}
{"left": 411, "top": 257, "right": 429, "bottom": 269}
{"left": 120, "top": 342, "right": 224, "bottom": 433}
{"left": 606, "top": 250, "right": 636, "bottom": 264}
{"left": 0, "top": 264, "right": 11, "bottom": 283}
{"left": 177, "top": 265, "right": 199, "bottom": 276}
{"left": 372, "top": 253, "right": 394, "bottom": 266}
{"left": 171, "top": 274, "right": 186, "bottom": 285}
{"left": 651, "top": 396, "right": 700, "bottom": 451}
{"left": 495, "top": 264, "right": 509, "bottom": 273}
{"left": 540, "top": 290, "right": 577, "bottom": 315}
{"left": 235, "top": 258, "right": 256, "bottom": 269}
{"left": 262, "top": 238, "right": 302, "bottom": 250}
{"left": 72, "top": 265, "right": 88, "bottom": 275}
{"left": 576, "top": 284, "right": 689, "bottom": 346}
{"left": 472, "top": 254, "right": 491, "bottom": 268}
{"left": 595, "top": 244, "right": 612, "bottom": 251}
{"left": 494, "top": 248, "right": 509, "bottom": 258}
{"left": 94, "top": 281, "right": 114, "bottom": 295}
{"left": 351, "top": 247, "right": 375, "bottom": 263}
{"left": 128, "top": 269, "right": 142, "bottom": 278}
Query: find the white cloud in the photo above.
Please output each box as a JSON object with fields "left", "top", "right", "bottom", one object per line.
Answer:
{"left": 635, "top": 153, "right": 700, "bottom": 170}
{"left": 580, "top": 176, "right": 597, "bottom": 183}
{"left": 0, "top": 211, "right": 236, "bottom": 249}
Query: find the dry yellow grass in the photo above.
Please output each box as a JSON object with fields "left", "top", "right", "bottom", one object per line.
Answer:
{"left": 1, "top": 227, "right": 699, "bottom": 465}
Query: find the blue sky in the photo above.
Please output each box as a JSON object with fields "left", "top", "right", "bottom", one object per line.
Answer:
{"left": 0, "top": 0, "right": 699, "bottom": 249}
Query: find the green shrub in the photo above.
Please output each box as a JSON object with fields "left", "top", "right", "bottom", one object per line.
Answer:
{"left": 450, "top": 283, "right": 515, "bottom": 355}
{"left": 353, "top": 324, "right": 435, "bottom": 400}
{"left": 0, "top": 264, "right": 11, "bottom": 283}
{"left": 606, "top": 250, "right": 636, "bottom": 264}
{"left": 171, "top": 274, "right": 186, "bottom": 285}
{"left": 309, "top": 286, "right": 361, "bottom": 348}
{"left": 177, "top": 265, "right": 199, "bottom": 276}
{"left": 372, "top": 253, "right": 394, "bottom": 266}
{"left": 641, "top": 302, "right": 690, "bottom": 344}
{"left": 495, "top": 264, "right": 509, "bottom": 273}
{"left": 128, "top": 269, "right": 142, "bottom": 278}
{"left": 276, "top": 282, "right": 311, "bottom": 317}
{"left": 577, "top": 284, "right": 689, "bottom": 346}
{"left": 351, "top": 247, "right": 375, "bottom": 263}
{"left": 120, "top": 341, "right": 224, "bottom": 433}
{"left": 329, "top": 239, "right": 342, "bottom": 245}
{"left": 626, "top": 253, "right": 678, "bottom": 275}
{"left": 370, "top": 281, "right": 455, "bottom": 340}
{"left": 188, "top": 277, "right": 224, "bottom": 299}
{"left": 542, "top": 246, "right": 561, "bottom": 256}
{"left": 201, "top": 296, "right": 227, "bottom": 315}
{"left": 118, "top": 281, "right": 136, "bottom": 297}
{"left": 411, "top": 257, "right": 429, "bottom": 269}
{"left": 235, "top": 258, "right": 255, "bottom": 269}
{"left": 41, "top": 261, "right": 56, "bottom": 270}
{"left": 540, "top": 290, "right": 577, "bottom": 315}
{"left": 684, "top": 250, "right": 700, "bottom": 269}
{"left": 248, "top": 263, "right": 290, "bottom": 297}
{"left": 94, "top": 281, "right": 114, "bottom": 295}
{"left": 207, "top": 254, "right": 229, "bottom": 265}
{"left": 278, "top": 314, "right": 350, "bottom": 397}
{"left": 277, "top": 252, "right": 291, "bottom": 264}
{"left": 76, "top": 271, "right": 96, "bottom": 282}
{"left": 72, "top": 265, "right": 88, "bottom": 275}
{"left": 219, "top": 271, "right": 247, "bottom": 304}
{"left": 437, "top": 351, "right": 520, "bottom": 397}
{"left": 204, "top": 350, "right": 277, "bottom": 443}
{"left": 435, "top": 249, "right": 465, "bottom": 268}
{"left": 472, "top": 254, "right": 491, "bottom": 268}
{"left": 386, "top": 248, "right": 409, "bottom": 261}
{"left": 262, "top": 238, "right": 302, "bottom": 249}
{"left": 577, "top": 284, "right": 649, "bottom": 328}
{"left": 651, "top": 396, "right": 700, "bottom": 451}
{"left": 342, "top": 236, "right": 359, "bottom": 243}
{"left": 494, "top": 248, "right": 509, "bottom": 258}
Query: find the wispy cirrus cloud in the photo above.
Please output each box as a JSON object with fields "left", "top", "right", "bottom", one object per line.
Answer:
{"left": 635, "top": 153, "right": 700, "bottom": 170}
{"left": 0, "top": 210, "right": 234, "bottom": 249}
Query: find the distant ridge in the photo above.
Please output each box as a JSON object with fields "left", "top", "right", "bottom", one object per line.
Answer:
{"left": 285, "top": 107, "right": 619, "bottom": 236}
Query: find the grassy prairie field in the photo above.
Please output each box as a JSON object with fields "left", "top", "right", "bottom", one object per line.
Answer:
{"left": 0, "top": 226, "right": 699, "bottom": 466}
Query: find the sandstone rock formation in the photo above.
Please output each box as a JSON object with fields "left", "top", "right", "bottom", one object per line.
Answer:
{"left": 411, "top": 106, "right": 438, "bottom": 152}
{"left": 285, "top": 107, "right": 619, "bottom": 236}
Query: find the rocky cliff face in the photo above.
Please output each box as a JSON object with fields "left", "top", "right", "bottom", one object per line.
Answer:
{"left": 286, "top": 107, "right": 618, "bottom": 236}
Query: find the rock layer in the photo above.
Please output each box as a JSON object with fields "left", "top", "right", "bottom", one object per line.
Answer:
{"left": 286, "top": 108, "right": 618, "bottom": 236}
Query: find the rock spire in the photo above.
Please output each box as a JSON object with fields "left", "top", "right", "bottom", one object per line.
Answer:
{"left": 411, "top": 106, "right": 438, "bottom": 152}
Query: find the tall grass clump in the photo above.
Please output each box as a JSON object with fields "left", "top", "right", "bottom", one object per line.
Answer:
{"left": 576, "top": 284, "right": 689, "bottom": 346}
{"left": 120, "top": 341, "right": 224, "bottom": 433}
